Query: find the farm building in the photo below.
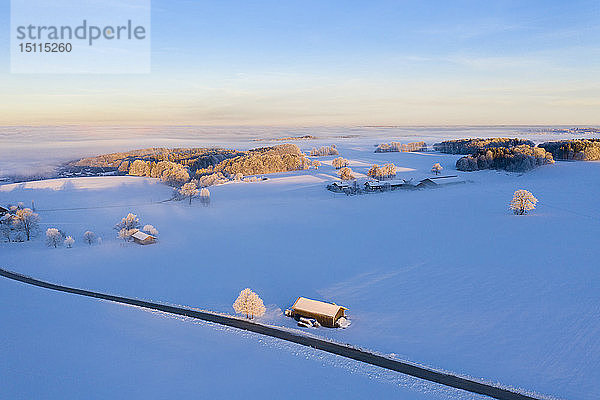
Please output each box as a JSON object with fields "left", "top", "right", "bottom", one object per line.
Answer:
{"left": 364, "top": 179, "right": 411, "bottom": 191}
{"left": 417, "top": 175, "right": 464, "bottom": 188}
{"left": 364, "top": 180, "right": 387, "bottom": 191}
{"left": 416, "top": 178, "right": 438, "bottom": 188}
{"left": 131, "top": 230, "right": 157, "bottom": 245}
{"left": 327, "top": 181, "right": 354, "bottom": 193}
{"left": 430, "top": 175, "right": 463, "bottom": 184}
{"left": 290, "top": 297, "right": 347, "bottom": 328}
{"left": 0, "top": 206, "right": 8, "bottom": 216}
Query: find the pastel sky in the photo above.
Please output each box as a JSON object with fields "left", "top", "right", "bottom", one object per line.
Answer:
{"left": 0, "top": 0, "right": 599, "bottom": 126}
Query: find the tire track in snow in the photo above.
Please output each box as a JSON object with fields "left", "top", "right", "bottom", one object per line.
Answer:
{"left": 0, "top": 268, "right": 547, "bottom": 400}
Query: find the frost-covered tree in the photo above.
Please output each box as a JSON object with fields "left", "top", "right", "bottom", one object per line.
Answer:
{"left": 179, "top": 182, "right": 199, "bottom": 204}
{"left": 510, "top": 190, "right": 538, "bottom": 215}
{"left": 431, "top": 163, "right": 443, "bottom": 175}
{"left": 13, "top": 208, "right": 40, "bottom": 241}
{"left": 161, "top": 164, "right": 190, "bottom": 186}
{"left": 367, "top": 164, "right": 381, "bottom": 178}
{"left": 332, "top": 157, "right": 350, "bottom": 169}
{"left": 248, "top": 292, "right": 266, "bottom": 318}
{"left": 233, "top": 288, "right": 266, "bottom": 319}
{"left": 115, "top": 213, "right": 141, "bottom": 231}
{"left": 456, "top": 145, "right": 554, "bottom": 172}
{"left": 380, "top": 163, "right": 397, "bottom": 179}
{"left": 128, "top": 159, "right": 148, "bottom": 176}
{"left": 234, "top": 172, "right": 244, "bottom": 181}
{"left": 233, "top": 288, "right": 253, "bottom": 318}
{"left": 83, "top": 231, "right": 97, "bottom": 245}
{"left": 200, "top": 187, "right": 211, "bottom": 206}
{"left": 143, "top": 224, "right": 159, "bottom": 236}
{"left": 46, "top": 228, "right": 63, "bottom": 248}
{"left": 64, "top": 236, "right": 75, "bottom": 248}
{"left": 339, "top": 167, "right": 355, "bottom": 181}
{"left": 0, "top": 218, "right": 12, "bottom": 242}
{"left": 311, "top": 159, "right": 321, "bottom": 169}
{"left": 368, "top": 164, "right": 395, "bottom": 180}
{"left": 310, "top": 145, "right": 339, "bottom": 156}
{"left": 118, "top": 228, "right": 136, "bottom": 243}
{"left": 376, "top": 141, "right": 426, "bottom": 153}
{"left": 195, "top": 172, "right": 229, "bottom": 187}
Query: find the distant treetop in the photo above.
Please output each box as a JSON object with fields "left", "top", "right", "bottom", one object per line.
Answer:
{"left": 434, "top": 138, "right": 534, "bottom": 155}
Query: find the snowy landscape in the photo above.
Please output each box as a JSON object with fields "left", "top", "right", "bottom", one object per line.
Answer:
{"left": 1, "top": 127, "right": 599, "bottom": 400}
{"left": 4, "top": 0, "right": 600, "bottom": 397}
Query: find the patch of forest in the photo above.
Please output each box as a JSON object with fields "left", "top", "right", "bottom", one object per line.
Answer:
{"left": 65, "top": 144, "right": 310, "bottom": 186}
{"left": 69, "top": 147, "right": 242, "bottom": 171}
{"left": 538, "top": 139, "right": 600, "bottom": 161}
{"left": 456, "top": 145, "right": 554, "bottom": 172}
{"left": 433, "top": 138, "right": 534, "bottom": 155}
{"left": 375, "top": 141, "right": 426, "bottom": 153}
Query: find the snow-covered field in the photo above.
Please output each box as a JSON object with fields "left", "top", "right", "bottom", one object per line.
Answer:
{"left": 1, "top": 138, "right": 599, "bottom": 400}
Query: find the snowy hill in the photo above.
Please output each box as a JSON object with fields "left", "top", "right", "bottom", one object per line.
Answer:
{"left": 1, "top": 144, "right": 599, "bottom": 400}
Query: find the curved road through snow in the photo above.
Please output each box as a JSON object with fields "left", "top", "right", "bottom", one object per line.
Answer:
{"left": 0, "top": 268, "right": 544, "bottom": 400}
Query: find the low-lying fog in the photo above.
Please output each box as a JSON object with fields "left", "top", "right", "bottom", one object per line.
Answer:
{"left": 1, "top": 125, "right": 596, "bottom": 179}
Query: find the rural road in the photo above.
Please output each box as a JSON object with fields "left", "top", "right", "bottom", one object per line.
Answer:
{"left": 0, "top": 268, "right": 544, "bottom": 400}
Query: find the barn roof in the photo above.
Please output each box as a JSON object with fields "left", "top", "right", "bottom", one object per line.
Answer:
{"left": 332, "top": 181, "right": 350, "bottom": 187}
{"left": 365, "top": 179, "right": 408, "bottom": 187}
{"left": 430, "top": 175, "right": 458, "bottom": 180}
{"left": 0, "top": 206, "right": 8, "bottom": 213}
{"left": 131, "top": 230, "right": 155, "bottom": 241}
{"left": 292, "top": 297, "right": 347, "bottom": 318}
{"left": 365, "top": 180, "right": 384, "bottom": 187}
{"left": 429, "top": 175, "right": 463, "bottom": 184}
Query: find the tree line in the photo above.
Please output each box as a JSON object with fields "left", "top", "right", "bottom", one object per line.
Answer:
{"left": 538, "top": 139, "right": 600, "bottom": 161}
{"left": 1, "top": 204, "right": 39, "bottom": 242}
{"left": 456, "top": 145, "right": 554, "bottom": 172}
{"left": 310, "top": 145, "right": 339, "bottom": 156}
{"left": 375, "top": 141, "right": 426, "bottom": 153}
{"left": 70, "top": 144, "right": 311, "bottom": 187}
{"left": 433, "top": 138, "right": 534, "bottom": 154}
{"left": 433, "top": 138, "right": 556, "bottom": 172}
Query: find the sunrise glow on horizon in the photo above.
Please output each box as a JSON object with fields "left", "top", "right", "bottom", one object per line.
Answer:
{"left": 0, "top": 0, "right": 598, "bottom": 126}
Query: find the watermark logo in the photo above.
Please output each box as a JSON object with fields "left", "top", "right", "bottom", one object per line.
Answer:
{"left": 11, "top": 0, "right": 151, "bottom": 73}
